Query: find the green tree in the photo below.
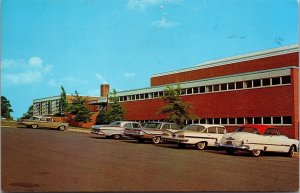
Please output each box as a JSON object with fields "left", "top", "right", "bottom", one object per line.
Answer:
{"left": 95, "top": 109, "right": 109, "bottom": 125}
{"left": 104, "top": 89, "right": 125, "bottom": 123}
{"left": 67, "top": 91, "right": 92, "bottom": 123}
{"left": 1, "top": 96, "right": 13, "bottom": 120}
{"left": 159, "top": 83, "right": 197, "bottom": 128}
{"left": 22, "top": 105, "right": 33, "bottom": 119}
{"left": 60, "top": 85, "right": 69, "bottom": 114}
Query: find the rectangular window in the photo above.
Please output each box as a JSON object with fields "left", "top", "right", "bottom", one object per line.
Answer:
{"left": 253, "top": 79, "right": 261, "bottom": 87}
{"left": 229, "top": 118, "right": 236, "bottom": 125}
{"left": 213, "top": 84, "right": 220, "bottom": 92}
{"left": 193, "top": 119, "right": 199, "bottom": 124}
{"left": 132, "top": 95, "right": 136, "bottom": 100}
{"left": 283, "top": 116, "right": 292, "bottom": 124}
{"left": 181, "top": 89, "right": 187, "bottom": 95}
{"left": 207, "top": 118, "right": 213, "bottom": 124}
{"left": 272, "top": 77, "right": 281, "bottom": 85}
{"left": 186, "top": 88, "right": 193, "bottom": 94}
{"left": 206, "top": 85, "right": 212, "bottom": 92}
{"left": 193, "top": 87, "right": 199, "bottom": 94}
{"left": 199, "top": 86, "right": 205, "bottom": 93}
{"left": 245, "top": 117, "right": 253, "bottom": 124}
{"left": 213, "top": 118, "right": 220, "bottom": 124}
{"left": 228, "top": 82, "right": 235, "bottom": 90}
{"left": 221, "top": 118, "right": 228, "bottom": 124}
{"left": 282, "top": 76, "right": 291, "bottom": 84}
{"left": 153, "top": 92, "right": 159, "bottom": 98}
{"left": 120, "top": 96, "right": 124, "bottom": 102}
{"left": 263, "top": 117, "right": 271, "bottom": 124}
{"left": 123, "top": 96, "right": 127, "bottom": 101}
{"left": 220, "top": 83, "right": 227, "bottom": 91}
{"left": 136, "top": 94, "right": 140, "bottom": 100}
{"left": 148, "top": 93, "right": 153, "bottom": 98}
{"left": 262, "top": 78, "right": 271, "bottom": 86}
{"left": 159, "top": 91, "right": 164, "bottom": 97}
{"left": 237, "top": 117, "right": 244, "bottom": 124}
{"left": 200, "top": 119, "right": 206, "bottom": 124}
{"left": 236, "top": 81, "right": 243, "bottom": 89}
{"left": 272, "top": 117, "right": 281, "bottom": 124}
{"left": 245, "top": 80, "right": 252, "bottom": 88}
{"left": 128, "top": 95, "right": 132, "bottom": 101}
{"left": 144, "top": 93, "right": 149, "bottom": 99}
{"left": 140, "top": 94, "right": 145, "bottom": 99}
{"left": 254, "top": 117, "right": 262, "bottom": 124}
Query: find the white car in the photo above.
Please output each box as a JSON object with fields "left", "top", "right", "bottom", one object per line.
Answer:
{"left": 217, "top": 124, "right": 299, "bottom": 157}
{"left": 124, "top": 122, "right": 180, "bottom": 144}
{"left": 164, "top": 124, "right": 227, "bottom": 150}
{"left": 91, "top": 121, "right": 142, "bottom": 139}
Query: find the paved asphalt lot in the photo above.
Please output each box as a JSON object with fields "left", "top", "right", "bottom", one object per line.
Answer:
{"left": 1, "top": 127, "right": 299, "bottom": 192}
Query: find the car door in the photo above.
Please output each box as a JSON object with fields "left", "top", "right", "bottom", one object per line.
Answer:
{"left": 39, "top": 117, "right": 47, "bottom": 128}
{"left": 265, "top": 128, "right": 289, "bottom": 152}
{"left": 206, "top": 127, "right": 218, "bottom": 146}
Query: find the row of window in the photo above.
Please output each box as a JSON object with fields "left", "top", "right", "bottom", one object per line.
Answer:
{"left": 117, "top": 75, "right": 291, "bottom": 102}
{"left": 131, "top": 116, "right": 292, "bottom": 126}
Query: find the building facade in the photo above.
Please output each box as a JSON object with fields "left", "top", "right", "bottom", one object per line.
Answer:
{"left": 109, "top": 45, "right": 299, "bottom": 139}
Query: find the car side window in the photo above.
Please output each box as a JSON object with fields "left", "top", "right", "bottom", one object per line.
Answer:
{"left": 201, "top": 128, "right": 208, "bottom": 133}
{"left": 162, "top": 124, "right": 171, "bottom": 130}
{"left": 207, "top": 127, "right": 217, "bottom": 133}
{"left": 217, "top": 127, "right": 225, "bottom": 134}
{"left": 46, "top": 118, "right": 53, "bottom": 122}
{"left": 171, "top": 124, "right": 180, "bottom": 130}
{"left": 264, "top": 128, "right": 279, "bottom": 135}
{"left": 123, "top": 123, "right": 133, "bottom": 129}
{"left": 40, "top": 117, "right": 46, "bottom": 122}
{"left": 132, "top": 123, "right": 141, "bottom": 128}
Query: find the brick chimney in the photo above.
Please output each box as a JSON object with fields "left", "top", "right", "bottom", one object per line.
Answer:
{"left": 100, "top": 84, "right": 110, "bottom": 97}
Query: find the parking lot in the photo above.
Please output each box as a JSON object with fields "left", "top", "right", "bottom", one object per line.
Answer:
{"left": 2, "top": 127, "right": 299, "bottom": 192}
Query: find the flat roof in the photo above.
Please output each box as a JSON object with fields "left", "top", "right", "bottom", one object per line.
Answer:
{"left": 152, "top": 44, "right": 299, "bottom": 78}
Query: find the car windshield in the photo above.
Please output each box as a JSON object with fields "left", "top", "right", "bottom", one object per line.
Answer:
{"left": 182, "top": 125, "right": 206, "bottom": 132}
{"left": 143, "top": 123, "right": 162, "bottom": 129}
{"left": 235, "top": 127, "right": 259, "bottom": 134}
{"left": 109, "top": 121, "right": 121, "bottom": 126}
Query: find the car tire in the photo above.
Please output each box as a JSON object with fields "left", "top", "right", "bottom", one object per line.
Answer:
{"left": 152, "top": 136, "right": 161, "bottom": 144}
{"left": 195, "top": 142, "right": 207, "bottom": 150}
{"left": 138, "top": 139, "right": 145, "bottom": 143}
{"left": 31, "top": 124, "right": 38, "bottom": 129}
{"left": 226, "top": 148, "right": 235, "bottom": 155}
{"left": 112, "top": 134, "right": 121, "bottom": 140}
{"left": 288, "top": 145, "right": 295, "bottom": 158}
{"left": 251, "top": 149, "right": 261, "bottom": 157}
{"left": 58, "top": 125, "right": 65, "bottom": 131}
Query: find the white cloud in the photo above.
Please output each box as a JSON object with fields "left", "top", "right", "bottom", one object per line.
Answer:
{"left": 126, "top": 0, "right": 181, "bottom": 10}
{"left": 151, "top": 19, "right": 179, "bottom": 29}
{"left": 2, "top": 56, "right": 53, "bottom": 85}
{"left": 95, "top": 73, "right": 108, "bottom": 84}
{"left": 28, "top": 56, "right": 43, "bottom": 68}
{"left": 124, "top": 72, "right": 136, "bottom": 78}
{"left": 48, "top": 78, "right": 61, "bottom": 88}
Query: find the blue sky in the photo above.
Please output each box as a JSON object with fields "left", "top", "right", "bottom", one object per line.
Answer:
{"left": 2, "top": 0, "right": 298, "bottom": 118}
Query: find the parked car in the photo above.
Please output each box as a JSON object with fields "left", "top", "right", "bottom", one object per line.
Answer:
{"left": 217, "top": 124, "right": 299, "bottom": 157}
{"left": 91, "top": 121, "right": 142, "bottom": 139}
{"left": 124, "top": 122, "right": 180, "bottom": 144}
{"left": 17, "top": 116, "right": 68, "bottom": 131}
{"left": 164, "top": 124, "right": 227, "bottom": 150}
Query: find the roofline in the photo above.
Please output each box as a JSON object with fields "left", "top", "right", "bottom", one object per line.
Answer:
{"left": 152, "top": 44, "right": 299, "bottom": 78}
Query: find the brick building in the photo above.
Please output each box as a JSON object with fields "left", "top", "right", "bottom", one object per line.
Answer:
{"left": 109, "top": 45, "right": 299, "bottom": 139}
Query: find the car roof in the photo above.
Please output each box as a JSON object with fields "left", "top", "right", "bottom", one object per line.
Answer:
{"left": 144, "top": 122, "right": 176, "bottom": 124}
{"left": 241, "top": 124, "right": 276, "bottom": 134}
{"left": 189, "top": 124, "right": 225, "bottom": 128}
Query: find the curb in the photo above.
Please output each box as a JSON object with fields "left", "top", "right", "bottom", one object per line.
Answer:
{"left": 67, "top": 128, "right": 91, "bottom": 134}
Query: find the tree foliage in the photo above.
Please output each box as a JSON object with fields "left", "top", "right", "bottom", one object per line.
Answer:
{"left": 95, "top": 109, "right": 110, "bottom": 125}
{"left": 22, "top": 105, "right": 33, "bottom": 119}
{"left": 1, "top": 96, "right": 13, "bottom": 120}
{"left": 67, "top": 91, "right": 92, "bottom": 123}
{"left": 60, "top": 85, "right": 69, "bottom": 114}
{"left": 99, "top": 89, "right": 125, "bottom": 124}
{"left": 159, "top": 83, "right": 197, "bottom": 128}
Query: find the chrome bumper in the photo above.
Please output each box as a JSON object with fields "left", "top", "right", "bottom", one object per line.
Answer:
{"left": 218, "top": 143, "right": 250, "bottom": 150}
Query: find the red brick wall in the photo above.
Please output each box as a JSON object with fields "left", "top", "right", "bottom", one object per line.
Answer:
{"left": 151, "top": 52, "right": 299, "bottom": 86}
{"left": 54, "top": 113, "right": 98, "bottom": 128}
{"left": 122, "top": 85, "right": 297, "bottom": 138}
{"left": 291, "top": 68, "right": 299, "bottom": 139}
